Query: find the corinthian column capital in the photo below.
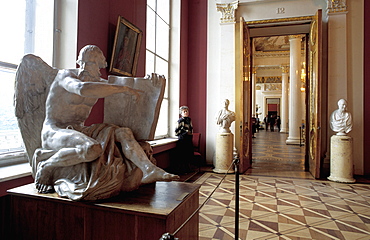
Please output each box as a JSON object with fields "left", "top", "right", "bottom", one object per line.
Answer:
{"left": 289, "top": 35, "right": 303, "bottom": 41}
{"left": 327, "top": 0, "right": 347, "bottom": 14}
{"left": 252, "top": 67, "right": 257, "bottom": 74}
{"left": 216, "top": 1, "right": 239, "bottom": 24}
{"left": 281, "top": 65, "right": 289, "bottom": 74}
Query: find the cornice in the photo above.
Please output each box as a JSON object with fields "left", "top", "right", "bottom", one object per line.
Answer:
{"left": 245, "top": 16, "right": 312, "bottom": 26}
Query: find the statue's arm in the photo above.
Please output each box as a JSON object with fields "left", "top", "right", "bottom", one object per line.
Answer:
{"left": 62, "top": 76, "right": 142, "bottom": 98}
{"left": 216, "top": 110, "right": 222, "bottom": 124}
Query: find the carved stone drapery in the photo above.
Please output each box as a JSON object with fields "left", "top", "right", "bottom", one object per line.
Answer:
{"left": 216, "top": 1, "right": 239, "bottom": 24}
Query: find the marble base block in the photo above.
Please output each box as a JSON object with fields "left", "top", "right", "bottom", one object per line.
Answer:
{"left": 213, "top": 133, "right": 234, "bottom": 173}
{"left": 328, "top": 135, "right": 355, "bottom": 183}
{"left": 286, "top": 136, "right": 301, "bottom": 145}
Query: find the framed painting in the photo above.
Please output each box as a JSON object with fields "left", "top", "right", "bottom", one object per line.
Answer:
{"left": 110, "top": 16, "right": 142, "bottom": 77}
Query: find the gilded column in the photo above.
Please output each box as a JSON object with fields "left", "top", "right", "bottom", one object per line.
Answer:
{"left": 280, "top": 65, "right": 289, "bottom": 133}
{"left": 286, "top": 35, "right": 302, "bottom": 145}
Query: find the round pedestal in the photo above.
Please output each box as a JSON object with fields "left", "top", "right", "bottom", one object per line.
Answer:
{"left": 328, "top": 135, "right": 355, "bottom": 183}
{"left": 213, "top": 133, "right": 234, "bottom": 173}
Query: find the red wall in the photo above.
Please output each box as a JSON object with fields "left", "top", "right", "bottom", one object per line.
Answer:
{"left": 364, "top": 3, "right": 370, "bottom": 175}
{"left": 268, "top": 104, "right": 278, "bottom": 111}
{"left": 180, "top": 0, "right": 208, "bottom": 157}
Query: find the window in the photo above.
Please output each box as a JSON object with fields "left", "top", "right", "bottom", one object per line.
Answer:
{"left": 0, "top": 0, "right": 54, "bottom": 166}
{"left": 146, "top": 0, "right": 170, "bottom": 138}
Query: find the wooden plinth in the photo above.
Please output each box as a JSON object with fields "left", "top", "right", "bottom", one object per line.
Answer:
{"left": 8, "top": 181, "right": 200, "bottom": 240}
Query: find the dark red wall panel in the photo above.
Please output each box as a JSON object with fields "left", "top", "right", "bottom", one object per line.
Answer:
{"left": 181, "top": 0, "right": 207, "bottom": 157}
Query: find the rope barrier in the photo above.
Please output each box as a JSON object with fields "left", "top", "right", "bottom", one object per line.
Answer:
{"left": 160, "top": 157, "right": 240, "bottom": 240}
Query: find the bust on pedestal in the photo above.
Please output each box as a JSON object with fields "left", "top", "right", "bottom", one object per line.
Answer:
{"left": 214, "top": 99, "right": 235, "bottom": 173}
{"left": 328, "top": 99, "right": 355, "bottom": 183}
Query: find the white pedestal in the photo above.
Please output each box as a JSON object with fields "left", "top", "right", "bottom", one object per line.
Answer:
{"left": 328, "top": 135, "right": 355, "bottom": 183}
{"left": 213, "top": 133, "right": 234, "bottom": 173}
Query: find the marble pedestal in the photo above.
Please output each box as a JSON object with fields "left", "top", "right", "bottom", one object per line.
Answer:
{"left": 213, "top": 133, "right": 234, "bottom": 173}
{"left": 328, "top": 135, "right": 355, "bottom": 183}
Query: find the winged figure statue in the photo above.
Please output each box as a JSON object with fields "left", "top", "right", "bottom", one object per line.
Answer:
{"left": 14, "top": 45, "right": 178, "bottom": 201}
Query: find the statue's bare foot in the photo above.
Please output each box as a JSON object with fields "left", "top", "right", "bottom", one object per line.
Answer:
{"left": 141, "top": 166, "right": 180, "bottom": 184}
{"left": 121, "top": 167, "right": 143, "bottom": 192}
{"left": 35, "top": 162, "right": 55, "bottom": 193}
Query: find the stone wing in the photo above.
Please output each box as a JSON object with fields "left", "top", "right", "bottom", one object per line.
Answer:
{"left": 14, "top": 54, "right": 58, "bottom": 162}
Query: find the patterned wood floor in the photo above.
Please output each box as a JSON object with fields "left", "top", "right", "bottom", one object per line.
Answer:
{"left": 250, "top": 130, "right": 307, "bottom": 175}
{"left": 196, "top": 173, "right": 370, "bottom": 239}
{"left": 184, "top": 130, "right": 370, "bottom": 239}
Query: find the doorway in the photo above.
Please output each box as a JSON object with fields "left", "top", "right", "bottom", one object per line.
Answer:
{"left": 251, "top": 34, "right": 307, "bottom": 174}
{"left": 237, "top": 12, "right": 326, "bottom": 178}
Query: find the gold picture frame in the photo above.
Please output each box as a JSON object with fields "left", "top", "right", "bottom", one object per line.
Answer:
{"left": 110, "top": 16, "right": 142, "bottom": 77}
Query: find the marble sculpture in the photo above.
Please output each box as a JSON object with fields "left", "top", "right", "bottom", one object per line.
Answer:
{"left": 330, "top": 99, "right": 353, "bottom": 135}
{"left": 216, "top": 99, "right": 236, "bottom": 133}
{"left": 14, "top": 45, "right": 179, "bottom": 201}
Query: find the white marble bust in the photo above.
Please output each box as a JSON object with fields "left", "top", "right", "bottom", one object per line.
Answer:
{"left": 330, "top": 99, "right": 353, "bottom": 135}
{"left": 216, "top": 99, "right": 236, "bottom": 133}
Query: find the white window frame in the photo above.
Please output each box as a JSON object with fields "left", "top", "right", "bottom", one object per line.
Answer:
{"left": 0, "top": 0, "right": 55, "bottom": 167}
{"left": 146, "top": 0, "right": 171, "bottom": 139}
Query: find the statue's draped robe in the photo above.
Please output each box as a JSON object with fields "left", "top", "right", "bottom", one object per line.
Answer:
{"left": 33, "top": 123, "right": 136, "bottom": 201}
{"left": 330, "top": 110, "right": 353, "bottom": 134}
{"left": 216, "top": 109, "right": 236, "bottom": 132}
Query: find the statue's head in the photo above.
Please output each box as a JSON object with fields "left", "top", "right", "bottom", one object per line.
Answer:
{"left": 337, "top": 99, "right": 347, "bottom": 112}
{"left": 223, "top": 99, "right": 230, "bottom": 108}
{"left": 77, "top": 45, "right": 107, "bottom": 69}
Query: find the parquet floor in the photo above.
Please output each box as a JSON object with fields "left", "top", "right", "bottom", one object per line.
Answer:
{"left": 196, "top": 173, "right": 370, "bottom": 239}
{"left": 189, "top": 130, "right": 370, "bottom": 239}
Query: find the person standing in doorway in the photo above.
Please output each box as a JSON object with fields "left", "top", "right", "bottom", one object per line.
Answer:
{"left": 264, "top": 114, "right": 269, "bottom": 131}
{"left": 276, "top": 116, "right": 281, "bottom": 132}
{"left": 252, "top": 115, "right": 257, "bottom": 138}
{"left": 269, "top": 115, "right": 275, "bottom": 132}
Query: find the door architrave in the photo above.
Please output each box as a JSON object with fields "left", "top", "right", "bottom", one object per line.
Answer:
{"left": 238, "top": 14, "right": 327, "bottom": 177}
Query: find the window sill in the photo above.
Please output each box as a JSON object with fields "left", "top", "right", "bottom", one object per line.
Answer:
{"left": 148, "top": 138, "right": 178, "bottom": 154}
{"left": 0, "top": 163, "right": 32, "bottom": 183}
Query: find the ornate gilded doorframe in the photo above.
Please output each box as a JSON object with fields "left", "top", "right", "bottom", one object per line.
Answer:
{"left": 240, "top": 14, "right": 326, "bottom": 177}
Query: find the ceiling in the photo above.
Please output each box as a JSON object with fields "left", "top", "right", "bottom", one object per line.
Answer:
{"left": 253, "top": 34, "right": 307, "bottom": 53}
{"left": 248, "top": 18, "right": 311, "bottom": 53}
{"left": 253, "top": 36, "right": 290, "bottom": 52}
